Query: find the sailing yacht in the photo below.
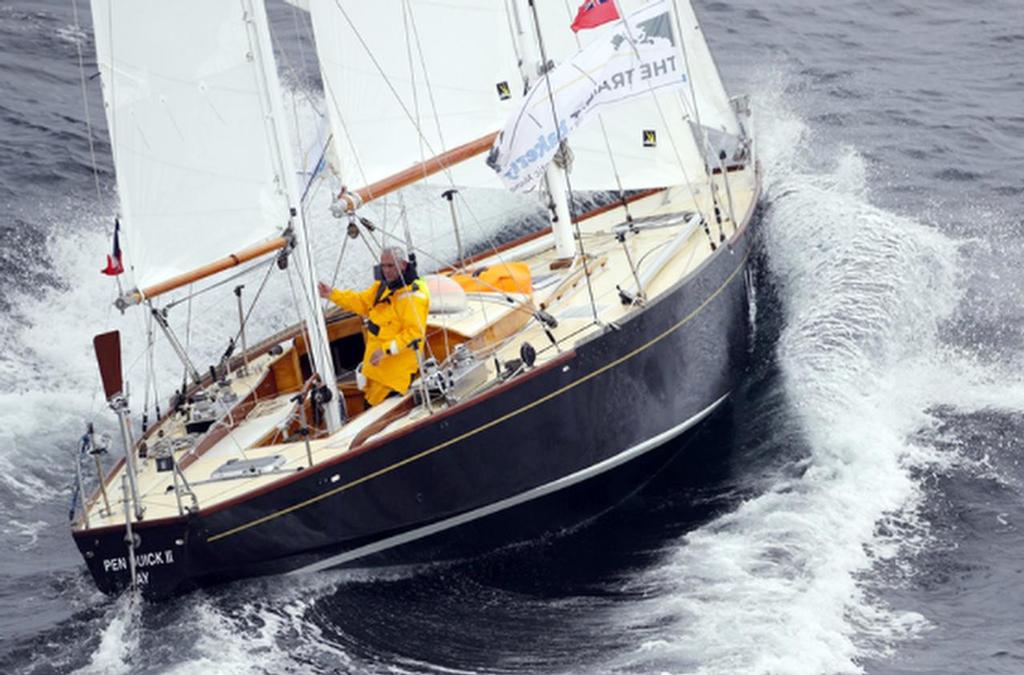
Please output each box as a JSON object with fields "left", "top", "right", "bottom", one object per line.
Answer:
{"left": 71, "top": 0, "right": 760, "bottom": 598}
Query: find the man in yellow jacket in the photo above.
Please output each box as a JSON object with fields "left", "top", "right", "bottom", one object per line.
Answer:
{"left": 317, "top": 247, "right": 430, "bottom": 406}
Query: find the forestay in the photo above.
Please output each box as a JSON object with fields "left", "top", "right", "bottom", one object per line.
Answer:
{"left": 91, "top": 0, "right": 293, "bottom": 291}
{"left": 306, "top": 0, "right": 523, "bottom": 192}
{"left": 671, "top": 0, "right": 742, "bottom": 139}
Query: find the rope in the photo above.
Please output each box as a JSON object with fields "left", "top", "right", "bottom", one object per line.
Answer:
{"left": 163, "top": 254, "right": 278, "bottom": 311}
{"left": 310, "top": 2, "right": 542, "bottom": 287}
{"left": 560, "top": 0, "right": 633, "bottom": 222}
{"left": 285, "top": 264, "right": 316, "bottom": 380}
{"left": 527, "top": 0, "right": 600, "bottom": 325}
{"left": 331, "top": 0, "right": 446, "bottom": 169}
{"left": 300, "top": 135, "right": 332, "bottom": 204}
{"left": 407, "top": 1, "right": 452, "bottom": 180}
{"left": 231, "top": 254, "right": 279, "bottom": 350}
{"left": 327, "top": 228, "right": 351, "bottom": 294}
{"left": 613, "top": 2, "right": 703, "bottom": 212}
{"left": 70, "top": 0, "right": 103, "bottom": 207}
{"left": 402, "top": 1, "right": 426, "bottom": 167}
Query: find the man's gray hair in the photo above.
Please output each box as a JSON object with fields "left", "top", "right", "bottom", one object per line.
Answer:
{"left": 381, "top": 245, "right": 408, "bottom": 264}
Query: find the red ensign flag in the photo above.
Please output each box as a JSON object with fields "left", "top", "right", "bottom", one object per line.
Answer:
{"left": 570, "top": 0, "right": 620, "bottom": 32}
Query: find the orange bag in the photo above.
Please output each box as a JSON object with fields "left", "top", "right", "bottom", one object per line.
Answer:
{"left": 448, "top": 262, "right": 532, "bottom": 294}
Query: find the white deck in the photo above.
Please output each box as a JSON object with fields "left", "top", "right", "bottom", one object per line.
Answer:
{"left": 77, "top": 168, "right": 758, "bottom": 530}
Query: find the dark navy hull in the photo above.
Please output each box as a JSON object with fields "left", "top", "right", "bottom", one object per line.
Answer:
{"left": 74, "top": 209, "right": 757, "bottom": 600}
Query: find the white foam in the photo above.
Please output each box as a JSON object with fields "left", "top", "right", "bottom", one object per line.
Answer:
{"left": 72, "top": 595, "right": 141, "bottom": 675}
{"left": 4, "top": 518, "right": 48, "bottom": 551}
{"left": 597, "top": 71, "right": 1009, "bottom": 674}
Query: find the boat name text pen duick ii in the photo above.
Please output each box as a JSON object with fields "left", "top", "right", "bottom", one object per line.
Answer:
{"left": 103, "top": 548, "right": 175, "bottom": 573}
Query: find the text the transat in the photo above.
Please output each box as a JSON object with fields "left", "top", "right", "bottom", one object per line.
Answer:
{"left": 488, "top": 0, "right": 687, "bottom": 192}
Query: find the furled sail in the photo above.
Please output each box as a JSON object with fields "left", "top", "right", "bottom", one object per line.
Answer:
{"left": 91, "top": 0, "right": 294, "bottom": 292}
{"left": 306, "top": 0, "right": 523, "bottom": 193}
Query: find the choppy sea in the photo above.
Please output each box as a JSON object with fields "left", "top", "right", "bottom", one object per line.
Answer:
{"left": 1, "top": 1, "right": 1023, "bottom": 673}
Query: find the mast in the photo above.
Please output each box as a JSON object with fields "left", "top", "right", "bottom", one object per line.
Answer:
{"left": 245, "top": 0, "right": 342, "bottom": 431}
{"left": 515, "top": 0, "right": 575, "bottom": 260}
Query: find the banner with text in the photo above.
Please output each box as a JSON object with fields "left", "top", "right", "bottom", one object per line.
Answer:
{"left": 487, "top": 0, "right": 687, "bottom": 192}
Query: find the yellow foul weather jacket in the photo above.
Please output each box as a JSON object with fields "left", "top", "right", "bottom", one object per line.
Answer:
{"left": 328, "top": 278, "right": 430, "bottom": 405}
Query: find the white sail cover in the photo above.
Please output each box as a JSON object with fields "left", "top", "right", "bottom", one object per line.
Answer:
{"left": 306, "top": 0, "right": 523, "bottom": 191}
{"left": 91, "top": 0, "right": 291, "bottom": 290}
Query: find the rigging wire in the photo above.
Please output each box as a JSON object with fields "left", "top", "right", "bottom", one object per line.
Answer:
{"left": 300, "top": 134, "right": 332, "bottom": 204}
{"left": 406, "top": 1, "right": 459, "bottom": 189}
{"left": 289, "top": 1, "right": 313, "bottom": 90}
{"left": 229, "top": 254, "right": 279, "bottom": 352}
{"left": 284, "top": 263, "right": 317, "bottom": 387}
{"left": 527, "top": 0, "right": 600, "bottom": 326}
{"left": 69, "top": 0, "right": 104, "bottom": 208}
{"left": 402, "top": 0, "right": 426, "bottom": 168}
{"left": 559, "top": 0, "right": 633, "bottom": 223}
{"left": 326, "top": 226, "right": 351, "bottom": 294}
{"left": 183, "top": 287, "right": 194, "bottom": 393}
{"left": 671, "top": 0, "right": 738, "bottom": 242}
{"left": 612, "top": 1, "right": 704, "bottom": 211}
{"left": 320, "top": 1, "right": 545, "bottom": 283}
{"left": 162, "top": 253, "right": 279, "bottom": 312}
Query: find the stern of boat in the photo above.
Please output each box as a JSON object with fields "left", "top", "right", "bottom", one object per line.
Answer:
{"left": 72, "top": 518, "right": 193, "bottom": 599}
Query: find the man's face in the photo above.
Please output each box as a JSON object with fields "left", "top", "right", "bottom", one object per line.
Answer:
{"left": 380, "top": 252, "right": 404, "bottom": 283}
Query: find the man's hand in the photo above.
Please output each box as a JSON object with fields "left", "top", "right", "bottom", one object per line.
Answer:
{"left": 317, "top": 281, "right": 332, "bottom": 299}
{"left": 370, "top": 348, "right": 384, "bottom": 366}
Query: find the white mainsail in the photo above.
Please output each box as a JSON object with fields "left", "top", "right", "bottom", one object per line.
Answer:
{"left": 91, "top": 0, "right": 293, "bottom": 291}
{"left": 306, "top": 0, "right": 523, "bottom": 192}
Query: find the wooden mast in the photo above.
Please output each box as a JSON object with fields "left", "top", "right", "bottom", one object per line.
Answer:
{"left": 119, "top": 131, "right": 498, "bottom": 306}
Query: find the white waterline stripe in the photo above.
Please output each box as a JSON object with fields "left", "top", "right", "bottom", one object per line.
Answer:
{"left": 289, "top": 392, "right": 730, "bottom": 575}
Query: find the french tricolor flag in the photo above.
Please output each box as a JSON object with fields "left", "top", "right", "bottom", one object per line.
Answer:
{"left": 570, "top": 0, "right": 620, "bottom": 32}
{"left": 101, "top": 218, "right": 124, "bottom": 276}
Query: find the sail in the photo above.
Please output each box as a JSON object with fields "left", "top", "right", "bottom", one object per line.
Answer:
{"left": 670, "top": 0, "right": 742, "bottom": 138}
{"left": 91, "top": 0, "right": 293, "bottom": 291}
{"left": 565, "top": 91, "right": 707, "bottom": 191}
{"left": 490, "top": 0, "right": 707, "bottom": 192}
{"left": 488, "top": 0, "right": 742, "bottom": 192}
{"left": 306, "top": 0, "right": 522, "bottom": 192}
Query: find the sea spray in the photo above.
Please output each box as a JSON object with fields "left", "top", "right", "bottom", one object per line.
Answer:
{"left": 600, "top": 79, "right": 962, "bottom": 674}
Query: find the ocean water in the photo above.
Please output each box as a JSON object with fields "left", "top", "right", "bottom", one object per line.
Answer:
{"left": 1, "top": 1, "right": 1022, "bottom": 673}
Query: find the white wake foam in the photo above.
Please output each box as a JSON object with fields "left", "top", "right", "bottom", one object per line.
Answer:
{"left": 596, "top": 74, "right": 1022, "bottom": 674}
{"left": 72, "top": 595, "right": 141, "bottom": 675}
